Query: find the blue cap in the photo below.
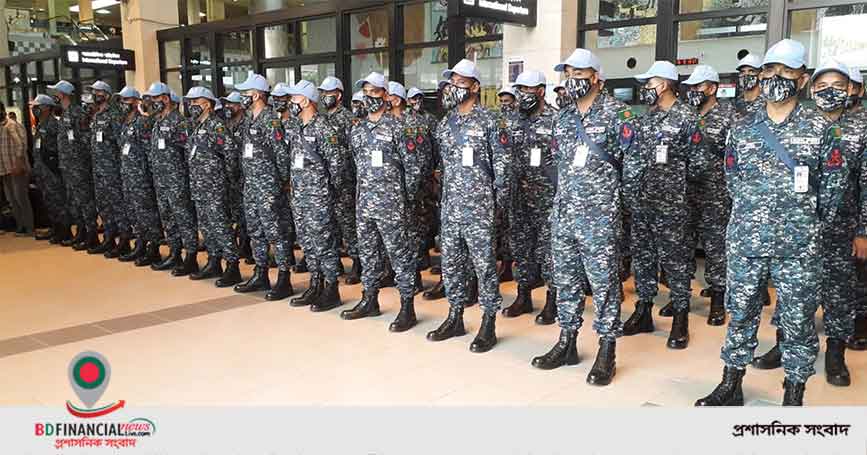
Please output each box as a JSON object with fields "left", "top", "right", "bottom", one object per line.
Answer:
{"left": 352, "top": 90, "right": 364, "bottom": 102}
{"left": 850, "top": 66, "right": 864, "bottom": 85}
{"left": 438, "top": 80, "right": 450, "bottom": 91}
{"left": 144, "top": 82, "right": 171, "bottom": 97}
{"left": 287, "top": 80, "right": 319, "bottom": 103}
{"left": 555, "top": 48, "right": 601, "bottom": 73}
{"left": 388, "top": 81, "right": 407, "bottom": 100}
{"left": 407, "top": 87, "right": 423, "bottom": 99}
{"left": 442, "top": 59, "right": 481, "bottom": 82}
{"left": 236, "top": 73, "right": 270, "bottom": 92}
{"left": 88, "top": 80, "right": 112, "bottom": 93}
{"left": 811, "top": 59, "right": 851, "bottom": 82}
{"left": 514, "top": 70, "right": 547, "bottom": 88}
{"left": 635, "top": 61, "right": 679, "bottom": 83}
{"left": 30, "top": 94, "right": 56, "bottom": 106}
{"left": 184, "top": 86, "right": 218, "bottom": 101}
{"left": 170, "top": 91, "right": 180, "bottom": 104}
{"left": 221, "top": 91, "right": 242, "bottom": 104}
{"left": 355, "top": 72, "right": 387, "bottom": 90}
{"left": 116, "top": 86, "right": 141, "bottom": 99}
{"left": 763, "top": 39, "right": 806, "bottom": 69}
{"left": 318, "top": 76, "right": 344, "bottom": 92}
{"left": 497, "top": 85, "right": 516, "bottom": 97}
{"left": 737, "top": 54, "right": 763, "bottom": 71}
{"left": 271, "top": 82, "right": 292, "bottom": 97}
{"left": 48, "top": 80, "right": 75, "bottom": 95}
{"left": 683, "top": 65, "right": 720, "bottom": 85}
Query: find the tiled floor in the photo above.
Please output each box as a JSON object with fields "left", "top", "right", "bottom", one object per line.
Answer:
{"left": 1, "top": 234, "right": 865, "bottom": 407}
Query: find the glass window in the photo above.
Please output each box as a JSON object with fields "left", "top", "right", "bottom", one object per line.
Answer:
{"left": 220, "top": 31, "right": 253, "bottom": 63}
{"left": 351, "top": 52, "right": 389, "bottom": 85}
{"left": 677, "top": 15, "right": 767, "bottom": 73}
{"left": 165, "top": 70, "right": 183, "bottom": 98}
{"left": 465, "top": 19, "right": 502, "bottom": 38}
{"left": 465, "top": 41, "right": 502, "bottom": 109}
{"left": 350, "top": 9, "right": 389, "bottom": 50}
{"left": 301, "top": 17, "right": 337, "bottom": 54}
{"left": 680, "top": 0, "right": 768, "bottom": 14}
{"left": 189, "top": 35, "right": 211, "bottom": 66}
{"left": 163, "top": 40, "right": 182, "bottom": 69}
{"left": 42, "top": 60, "right": 56, "bottom": 81}
{"left": 221, "top": 65, "right": 254, "bottom": 94}
{"left": 262, "top": 24, "right": 296, "bottom": 59}
{"left": 404, "top": 1, "right": 449, "bottom": 44}
{"left": 265, "top": 67, "right": 296, "bottom": 87}
{"left": 584, "top": 25, "right": 656, "bottom": 79}
{"left": 188, "top": 68, "right": 213, "bottom": 89}
{"left": 789, "top": 3, "right": 867, "bottom": 70}
{"left": 585, "top": 0, "right": 657, "bottom": 23}
{"left": 403, "top": 46, "right": 448, "bottom": 91}
{"left": 300, "top": 63, "right": 336, "bottom": 85}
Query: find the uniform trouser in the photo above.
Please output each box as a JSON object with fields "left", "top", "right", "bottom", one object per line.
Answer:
{"left": 511, "top": 206, "right": 553, "bottom": 286}
{"left": 63, "top": 172, "right": 97, "bottom": 231}
{"left": 358, "top": 214, "right": 415, "bottom": 297}
{"left": 122, "top": 167, "right": 161, "bottom": 243}
{"left": 552, "top": 208, "right": 622, "bottom": 339}
{"left": 630, "top": 203, "right": 692, "bottom": 311}
{"left": 154, "top": 181, "right": 198, "bottom": 252}
{"left": 1, "top": 174, "right": 34, "bottom": 231}
{"left": 33, "top": 164, "right": 69, "bottom": 225}
{"left": 93, "top": 172, "right": 129, "bottom": 235}
{"left": 335, "top": 185, "right": 358, "bottom": 256}
{"left": 686, "top": 181, "right": 730, "bottom": 291}
{"left": 441, "top": 217, "right": 502, "bottom": 314}
{"left": 855, "top": 260, "right": 867, "bottom": 318}
{"left": 194, "top": 194, "right": 240, "bottom": 263}
{"left": 722, "top": 255, "right": 821, "bottom": 384}
{"left": 294, "top": 202, "right": 340, "bottom": 281}
{"left": 495, "top": 206, "right": 512, "bottom": 262}
{"left": 246, "top": 190, "right": 293, "bottom": 271}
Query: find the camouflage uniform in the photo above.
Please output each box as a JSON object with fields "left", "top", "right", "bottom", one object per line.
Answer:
{"left": 734, "top": 95, "right": 764, "bottom": 123}
{"left": 324, "top": 105, "right": 358, "bottom": 258}
{"left": 149, "top": 109, "right": 198, "bottom": 252}
{"left": 686, "top": 101, "right": 736, "bottom": 294}
{"left": 854, "top": 109, "right": 867, "bottom": 324}
{"left": 57, "top": 104, "right": 97, "bottom": 231}
{"left": 351, "top": 112, "right": 421, "bottom": 296}
{"left": 118, "top": 113, "right": 162, "bottom": 244}
{"left": 240, "top": 107, "right": 293, "bottom": 270}
{"left": 495, "top": 108, "right": 520, "bottom": 264}
{"left": 187, "top": 114, "right": 240, "bottom": 263}
{"left": 285, "top": 113, "right": 343, "bottom": 280}
{"left": 392, "top": 109, "right": 433, "bottom": 267}
{"left": 436, "top": 104, "right": 511, "bottom": 313}
{"left": 90, "top": 106, "right": 130, "bottom": 236}
{"left": 32, "top": 116, "right": 69, "bottom": 226}
{"left": 225, "top": 114, "right": 246, "bottom": 230}
{"left": 625, "top": 99, "right": 703, "bottom": 311}
{"left": 551, "top": 95, "right": 634, "bottom": 337}
{"left": 721, "top": 103, "right": 839, "bottom": 383}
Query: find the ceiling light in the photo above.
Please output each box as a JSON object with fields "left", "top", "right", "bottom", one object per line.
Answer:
{"left": 70, "top": 0, "right": 120, "bottom": 13}
{"left": 96, "top": 9, "right": 111, "bottom": 15}
{"left": 199, "top": 12, "right": 206, "bottom": 16}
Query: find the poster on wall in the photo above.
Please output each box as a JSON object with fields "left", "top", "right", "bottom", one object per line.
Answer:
{"left": 508, "top": 59, "right": 523, "bottom": 83}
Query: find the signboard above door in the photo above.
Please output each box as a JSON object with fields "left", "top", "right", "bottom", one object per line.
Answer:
{"left": 60, "top": 45, "right": 136, "bottom": 71}
{"left": 451, "top": 0, "right": 537, "bottom": 27}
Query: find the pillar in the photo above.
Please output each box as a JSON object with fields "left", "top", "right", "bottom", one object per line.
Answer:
{"left": 78, "top": 0, "right": 94, "bottom": 24}
{"left": 502, "top": 0, "right": 578, "bottom": 90}
{"left": 207, "top": 0, "right": 226, "bottom": 22}
{"left": 187, "top": 0, "right": 201, "bottom": 25}
{"left": 121, "top": 0, "right": 180, "bottom": 90}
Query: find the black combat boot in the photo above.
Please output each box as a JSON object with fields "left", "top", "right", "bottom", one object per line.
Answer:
{"left": 344, "top": 257, "right": 361, "bottom": 285}
{"left": 88, "top": 231, "right": 116, "bottom": 255}
{"left": 310, "top": 279, "right": 342, "bottom": 312}
{"left": 136, "top": 242, "right": 161, "bottom": 267}
{"left": 465, "top": 275, "right": 479, "bottom": 307}
{"left": 423, "top": 277, "right": 445, "bottom": 300}
{"left": 469, "top": 312, "right": 498, "bottom": 353}
{"left": 849, "top": 314, "right": 867, "bottom": 351}
{"left": 418, "top": 249, "right": 431, "bottom": 271}
{"left": 760, "top": 287, "right": 771, "bottom": 306}
{"left": 152, "top": 247, "right": 181, "bottom": 271}
{"left": 695, "top": 367, "right": 745, "bottom": 406}
{"left": 106, "top": 233, "right": 131, "bottom": 259}
{"left": 751, "top": 328, "right": 783, "bottom": 369}
{"left": 340, "top": 288, "right": 381, "bottom": 320}
{"left": 35, "top": 228, "right": 52, "bottom": 241}
{"left": 290, "top": 273, "right": 322, "bottom": 307}
{"left": 587, "top": 338, "right": 616, "bottom": 386}
{"left": 190, "top": 255, "right": 223, "bottom": 280}
{"left": 293, "top": 255, "right": 308, "bottom": 273}
{"left": 707, "top": 289, "right": 726, "bottom": 326}
{"left": 413, "top": 270, "right": 424, "bottom": 295}
{"left": 380, "top": 268, "right": 396, "bottom": 288}
{"left": 825, "top": 338, "right": 851, "bottom": 387}
{"left": 427, "top": 305, "right": 467, "bottom": 341}
{"left": 535, "top": 287, "right": 558, "bottom": 325}
{"left": 659, "top": 302, "right": 674, "bottom": 317}
{"left": 238, "top": 228, "right": 252, "bottom": 262}
{"left": 622, "top": 300, "right": 655, "bottom": 336}
{"left": 782, "top": 379, "right": 806, "bottom": 406}
{"left": 497, "top": 259, "right": 514, "bottom": 282}
{"left": 52, "top": 223, "right": 71, "bottom": 244}
{"left": 265, "top": 269, "right": 294, "bottom": 300}
{"left": 234, "top": 266, "right": 271, "bottom": 293}
{"left": 63, "top": 225, "right": 84, "bottom": 247}
{"left": 171, "top": 250, "right": 199, "bottom": 277}
{"left": 216, "top": 261, "right": 243, "bottom": 288}
{"left": 531, "top": 329, "right": 579, "bottom": 370}
{"left": 502, "top": 284, "right": 533, "bottom": 317}
{"left": 667, "top": 308, "right": 690, "bottom": 349}
{"left": 120, "top": 238, "right": 145, "bottom": 262}
{"left": 389, "top": 295, "right": 417, "bottom": 332}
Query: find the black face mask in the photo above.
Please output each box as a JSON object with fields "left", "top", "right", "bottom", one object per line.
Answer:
{"left": 555, "top": 94, "right": 572, "bottom": 109}
{"left": 51, "top": 95, "right": 61, "bottom": 105}
{"left": 93, "top": 93, "right": 108, "bottom": 105}
{"left": 518, "top": 91, "right": 540, "bottom": 113}
{"left": 352, "top": 103, "right": 366, "bottom": 118}
{"left": 686, "top": 90, "right": 708, "bottom": 108}
{"left": 761, "top": 75, "right": 800, "bottom": 103}
{"left": 118, "top": 103, "right": 134, "bottom": 115}
{"left": 410, "top": 100, "right": 422, "bottom": 111}
{"left": 151, "top": 100, "right": 166, "bottom": 114}
{"left": 320, "top": 94, "right": 338, "bottom": 110}
{"left": 363, "top": 95, "right": 385, "bottom": 113}
{"left": 188, "top": 104, "right": 205, "bottom": 119}
{"left": 240, "top": 94, "right": 254, "bottom": 110}
{"left": 448, "top": 85, "right": 471, "bottom": 107}
{"left": 813, "top": 87, "right": 849, "bottom": 112}
{"left": 289, "top": 101, "right": 303, "bottom": 117}
{"left": 273, "top": 99, "right": 288, "bottom": 113}
{"left": 639, "top": 86, "right": 660, "bottom": 105}
{"left": 565, "top": 77, "right": 592, "bottom": 99}
{"left": 738, "top": 74, "right": 759, "bottom": 91}
{"left": 500, "top": 102, "right": 515, "bottom": 113}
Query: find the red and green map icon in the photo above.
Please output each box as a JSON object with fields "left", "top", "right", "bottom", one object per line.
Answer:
{"left": 67, "top": 351, "right": 111, "bottom": 408}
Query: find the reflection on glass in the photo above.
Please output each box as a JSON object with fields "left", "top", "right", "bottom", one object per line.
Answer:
{"left": 680, "top": 0, "right": 768, "bottom": 14}
{"left": 301, "top": 17, "right": 337, "bottom": 54}
{"left": 164, "top": 41, "right": 182, "bottom": 68}
{"left": 300, "top": 63, "right": 336, "bottom": 85}
{"left": 678, "top": 16, "right": 767, "bottom": 73}
{"left": 220, "top": 31, "right": 253, "bottom": 63}
{"left": 189, "top": 69, "right": 213, "bottom": 89}
{"left": 266, "top": 67, "right": 296, "bottom": 87}
{"left": 263, "top": 24, "right": 296, "bottom": 59}
{"left": 165, "top": 71, "right": 182, "bottom": 99}
{"left": 403, "top": 46, "right": 448, "bottom": 90}
{"left": 190, "top": 35, "right": 211, "bottom": 65}
{"left": 584, "top": 26, "right": 656, "bottom": 79}
{"left": 466, "top": 19, "right": 502, "bottom": 38}
{"left": 465, "top": 41, "right": 502, "bottom": 109}
{"left": 404, "top": 1, "right": 448, "bottom": 44}
{"left": 222, "top": 65, "right": 254, "bottom": 94}
{"left": 585, "top": 0, "right": 657, "bottom": 23}
{"left": 351, "top": 53, "right": 389, "bottom": 85}
{"left": 350, "top": 9, "right": 389, "bottom": 50}
{"left": 789, "top": 3, "right": 867, "bottom": 69}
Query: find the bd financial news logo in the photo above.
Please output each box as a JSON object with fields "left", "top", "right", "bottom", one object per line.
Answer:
{"left": 34, "top": 351, "right": 157, "bottom": 449}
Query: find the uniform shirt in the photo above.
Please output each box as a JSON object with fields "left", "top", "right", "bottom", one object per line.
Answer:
{"left": 225, "top": 113, "right": 245, "bottom": 188}
{"left": 512, "top": 106, "right": 558, "bottom": 214}
{"left": 238, "top": 106, "right": 289, "bottom": 195}
{"left": 734, "top": 95, "right": 764, "bottom": 124}
{"left": 692, "top": 100, "right": 737, "bottom": 184}
{"left": 56, "top": 104, "right": 92, "bottom": 179}
{"left": 32, "top": 117, "right": 60, "bottom": 175}
{"left": 149, "top": 109, "right": 190, "bottom": 182}
{"left": 324, "top": 105, "right": 357, "bottom": 187}
{"left": 285, "top": 113, "right": 344, "bottom": 206}
{"left": 822, "top": 113, "right": 867, "bottom": 242}
{"left": 724, "top": 103, "right": 838, "bottom": 258}
{"left": 119, "top": 113, "right": 153, "bottom": 168}
{"left": 90, "top": 106, "right": 124, "bottom": 178}
{"left": 435, "top": 103, "right": 511, "bottom": 222}
{"left": 392, "top": 110, "right": 433, "bottom": 195}
{"left": 187, "top": 114, "right": 235, "bottom": 202}
{"left": 351, "top": 112, "right": 421, "bottom": 220}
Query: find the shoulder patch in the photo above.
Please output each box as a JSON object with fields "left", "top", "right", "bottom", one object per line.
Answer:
{"left": 698, "top": 119, "right": 706, "bottom": 129}
{"left": 826, "top": 147, "right": 844, "bottom": 169}
{"left": 831, "top": 126, "right": 842, "bottom": 139}
{"left": 329, "top": 135, "right": 338, "bottom": 144}
{"left": 216, "top": 125, "right": 225, "bottom": 134}
{"left": 271, "top": 119, "right": 281, "bottom": 128}
{"left": 498, "top": 119, "right": 507, "bottom": 129}
{"left": 618, "top": 108, "right": 634, "bottom": 121}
